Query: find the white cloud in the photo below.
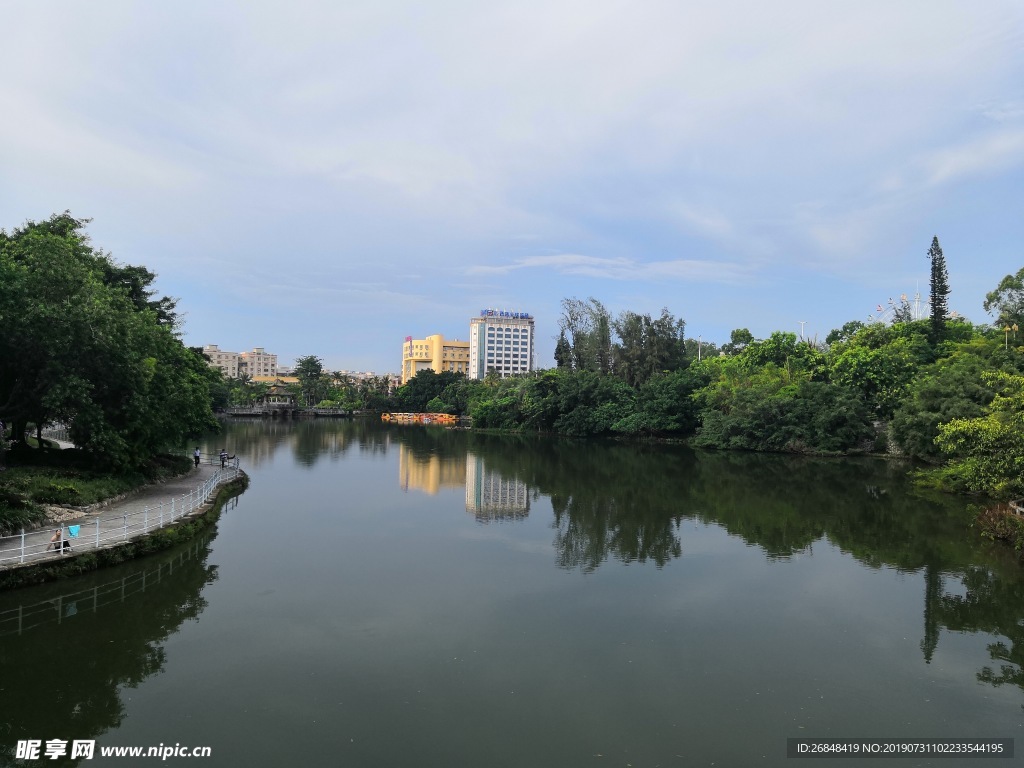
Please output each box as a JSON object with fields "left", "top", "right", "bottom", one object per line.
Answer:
{"left": 979, "top": 100, "right": 1024, "bottom": 123}
{"left": 1, "top": 0, "right": 1022, "bottom": 367}
{"left": 470, "top": 253, "right": 751, "bottom": 283}
{"left": 667, "top": 202, "right": 736, "bottom": 241}
{"left": 923, "top": 131, "right": 1024, "bottom": 187}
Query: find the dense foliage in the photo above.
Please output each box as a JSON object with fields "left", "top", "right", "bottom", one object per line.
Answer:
{"left": 218, "top": 360, "right": 393, "bottom": 412}
{"left": 385, "top": 248, "right": 1023, "bottom": 501}
{"left": 0, "top": 213, "right": 219, "bottom": 471}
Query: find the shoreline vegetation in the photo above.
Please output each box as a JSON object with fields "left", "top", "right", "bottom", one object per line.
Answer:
{"left": 0, "top": 473, "right": 249, "bottom": 590}
{"left": 2, "top": 213, "right": 1023, "bottom": 558}
{"left": 0, "top": 445, "right": 195, "bottom": 535}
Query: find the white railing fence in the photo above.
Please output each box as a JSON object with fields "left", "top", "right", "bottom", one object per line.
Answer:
{"left": 36, "top": 424, "right": 71, "bottom": 445}
{"left": 0, "top": 514, "right": 239, "bottom": 636}
{"left": 0, "top": 459, "right": 242, "bottom": 569}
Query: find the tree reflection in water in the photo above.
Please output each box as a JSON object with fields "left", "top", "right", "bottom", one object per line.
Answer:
{"left": 0, "top": 535, "right": 220, "bottom": 765}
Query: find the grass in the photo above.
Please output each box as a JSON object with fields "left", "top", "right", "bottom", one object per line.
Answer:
{"left": 0, "top": 474, "right": 249, "bottom": 589}
{"left": 0, "top": 446, "right": 193, "bottom": 534}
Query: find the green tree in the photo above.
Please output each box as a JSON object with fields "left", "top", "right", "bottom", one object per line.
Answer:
{"left": 826, "top": 320, "right": 865, "bottom": 346}
{"left": 358, "top": 376, "right": 393, "bottom": 411}
{"left": 693, "top": 364, "right": 873, "bottom": 453}
{"left": 294, "top": 355, "right": 327, "bottom": 405}
{"left": 722, "top": 328, "right": 754, "bottom": 355}
{"left": 934, "top": 372, "right": 1024, "bottom": 498}
{"left": 827, "top": 323, "right": 931, "bottom": 418}
{"left": 889, "top": 339, "right": 997, "bottom": 461}
{"left": 612, "top": 367, "right": 710, "bottom": 437}
{"left": 559, "top": 297, "right": 612, "bottom": 373}
{"left": 0, "top": 213, "right": 217, "bottom": 469}
{"left": 983, "top": 266, "right": 1024, "bottom": 328}
{"left": 554, "top": 330, "right": 572, "bottom": 370}
{"left": 612, "top": 308, "right": 687, "bottom": 387}
{"left": 392, "top": 370, "right": 467, "bottom": 413}
{"left": 927, "top": 236, "right": 950, "bottom": 342}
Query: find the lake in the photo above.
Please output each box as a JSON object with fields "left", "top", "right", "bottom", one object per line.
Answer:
{"left": 1, "top": 418, "right": 1021, "bottom": 766}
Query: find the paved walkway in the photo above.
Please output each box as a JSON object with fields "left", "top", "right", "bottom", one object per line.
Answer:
{"left": 0, "top": 458, "right": 242, "bottom": 569}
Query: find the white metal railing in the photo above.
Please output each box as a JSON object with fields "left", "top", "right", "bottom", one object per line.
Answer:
{"left": 0, "top": 459, "right": 242, "bottom": 569}
{"left": 0, "top": 515, "right": 240, "bottom": 636}
{"left": 35, "top": 424, "right": 71, "bottom": 445}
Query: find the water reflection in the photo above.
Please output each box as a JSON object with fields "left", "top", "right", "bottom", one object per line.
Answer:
{"left": 465, "top": 451, "right": 530, "bottom": 522}
{"left": 398, "top": 442, "right": 465, "bottom": 494}
{"left": 3, "top": 418, "right": 1021, "bottom": 766}
{"left": 217, "top": 416, "right": 394, "bottom": 467}
{"left": 934, "top": 565, "right": 1024, "bottom": 690}
{"left": 396, "top": 436, "right": 532, "bottom": 522}
{"left": 215, "top": 419, "right": 1024, "bottom": 703}
{"left": 375, "top": 423, "right": 1024, "bottom": 697}
{"left": 0, "top": 534, "right": 221, "bottom": 764}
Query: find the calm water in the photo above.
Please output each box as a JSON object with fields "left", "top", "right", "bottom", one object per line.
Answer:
{"left": 1, "top": 419, "right": 1022, "bottom": 767}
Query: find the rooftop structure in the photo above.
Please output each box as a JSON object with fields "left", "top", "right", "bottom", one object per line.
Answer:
{"left": 468, "top": 309, "right": 535, "bottom": 379}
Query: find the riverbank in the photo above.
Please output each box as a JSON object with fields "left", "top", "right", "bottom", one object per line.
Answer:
{"left": 0, "top": 449, "right": 196, "bottom": 534}
{"left": 0, "top": 463, "right": 249, "bottom": 589}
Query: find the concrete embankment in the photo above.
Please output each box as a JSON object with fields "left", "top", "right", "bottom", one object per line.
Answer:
{"left": 0, "top": 462, "right": 249, "bottom": 589}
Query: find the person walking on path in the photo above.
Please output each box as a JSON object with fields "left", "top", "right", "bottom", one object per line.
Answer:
{"left": 193, "top": 447, "right": 201, "bottom": 468}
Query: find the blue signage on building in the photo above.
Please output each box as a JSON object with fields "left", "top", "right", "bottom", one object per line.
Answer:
{"left": 480, "top": 309, "right": 531, "bottom": 319}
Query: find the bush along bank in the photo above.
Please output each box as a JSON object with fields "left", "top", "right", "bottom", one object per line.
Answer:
{"left": 0, "top": 451, "right": 195, "bottom": 535}
{"left": 0, "top": 473, "right": 249, "bottom": 590}
{"left": 975, "top": 503, "right": 1024, "bottom": 555}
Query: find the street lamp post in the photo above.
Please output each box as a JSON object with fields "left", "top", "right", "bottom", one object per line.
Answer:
{"left": 799, "top": 321, "right": 807, "bottom": 342}
{"left": 697, "top": 335, "right": 702, "bottom": 362}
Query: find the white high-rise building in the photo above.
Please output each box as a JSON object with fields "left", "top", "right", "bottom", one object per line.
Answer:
{"left": 468, "top": 309, "right": 535, "bottom": 379}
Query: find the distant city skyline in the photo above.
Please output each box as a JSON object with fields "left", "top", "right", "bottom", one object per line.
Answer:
{"left": 2, "top": 2, "right": 1021, "bottom": 373}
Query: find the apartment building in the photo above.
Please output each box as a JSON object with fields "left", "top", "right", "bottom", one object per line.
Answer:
{"left": 401, "top": 334, "right": 470, "bottom": 384}
{"left": 468, "top": 309, "right": 535, "bottom": 379}
{"left": 202, "top": 345, "right": 240, "bottom": 378}
{"left": 202, "top": 345, "right": 278, "bottom": 379}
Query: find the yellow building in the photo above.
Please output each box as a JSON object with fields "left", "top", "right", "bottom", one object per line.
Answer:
{"left": 401, "top": 334, "right": 470, "bottom": 384}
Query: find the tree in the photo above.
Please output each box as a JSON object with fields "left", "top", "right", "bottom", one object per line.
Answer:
{"left": 890, "top": 343, "right": 995, "bottom": 461}
{"left": 692, "top": 363, "right": 873, "bottom": 453}
{"left": 934, "top": 372, "right": 1024, "bottom": 498}
{"left": 559, "top": 297, "right": 612, "bottom": 373}
{"left": 611, "top": 367, "right": 709, "bottom": 436}
{"left": 595, "top": 313, "right": 613, "bottom": 375}
{"left": 826, "top": 320, "right": 865, "bottom": 346}
{"left": 611, "top": 308, "right": 687, "bottom": 387}
{"left": 827, "top": 324, "right": 930, "bottom": 418}
{"left": 0, "top": 213, "right": 217, "bottom": 469}
{"left": 983, "top": 267, "right": 1024, "bottom": 328}
{"left": 927, "top": 236, "right": 950, "bottom": 342}
{"left": 554, "top": 330, "right": 572, "bottom": 370}
{"left": 101, "top": 262, "right": 179, "bottom": 327}
{"left": 294, "top": 355, "right": 326, "bottom": 406}
{"left": 358, "top": 375, "right": 393, "bottom": 411}
{"left": 722, "top": 328, "right": 754, "bottom": 355}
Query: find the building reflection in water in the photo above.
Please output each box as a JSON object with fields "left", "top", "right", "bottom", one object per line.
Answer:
{"left": 396, "top": 445, "right": 530, "bottom": 522}
{"left": 398, "top": 442, "right": 466, "bottom": 494}
{"left": 465, "top": 451, "right": 530, "bottom": 522}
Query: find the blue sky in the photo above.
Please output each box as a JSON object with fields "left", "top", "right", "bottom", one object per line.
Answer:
{"left": 2, "top": 1, "right": 1022, "bottom": 374}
